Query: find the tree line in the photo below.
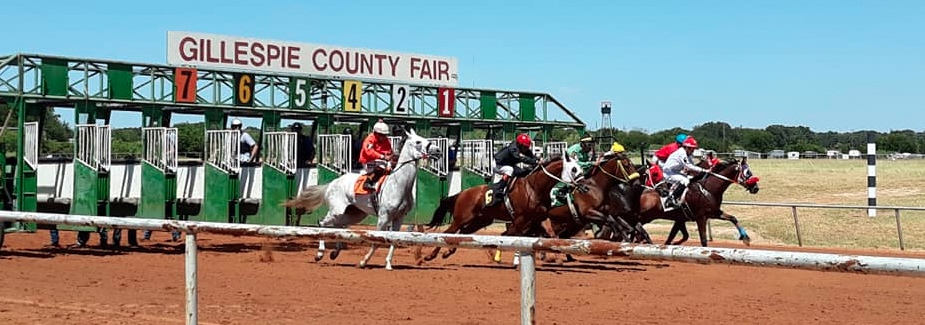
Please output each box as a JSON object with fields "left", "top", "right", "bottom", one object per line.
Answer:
{"left": 0, "top": 104, "right": 921, "bottom": 157}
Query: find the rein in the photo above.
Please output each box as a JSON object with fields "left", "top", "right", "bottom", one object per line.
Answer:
{"left": 538, "top": 161, "right": 576, "bottom": 186}
{"left": 705, "top": 161, "right": 747, "bottom": 187}
{"left": 595, "top": 156, "right": 640, "bottom": 183}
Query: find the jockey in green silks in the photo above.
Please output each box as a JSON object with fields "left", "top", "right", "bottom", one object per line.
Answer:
{"left": 551, "top": 136, "right": 596, "bottom": 206}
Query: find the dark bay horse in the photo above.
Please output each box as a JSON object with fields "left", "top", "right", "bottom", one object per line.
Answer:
{"left": 635, "top": 158, "right": 760, "bottom": 247}
{"left": 543, "top": 153, "right": 643, "bottom": 242}
{"left": 421, "top": 156, "right": 581, "bottom": 262}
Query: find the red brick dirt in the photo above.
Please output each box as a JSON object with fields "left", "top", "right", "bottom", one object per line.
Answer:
{"left": 1, "top": 230, "right": 924, "bottom": 325}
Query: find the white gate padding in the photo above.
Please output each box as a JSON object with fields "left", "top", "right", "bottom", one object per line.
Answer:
{"left": 460, "top": 139, "right": 493, "bottom": 178}
{"left": 75, "top": 124, "right": 111, "bottom": 172}
{"left": 205, "top": 130, "right": 240, "bottom": 174}
{"left": 264, "top": 131, "right": 297, "bottom": 174}
{"left": 424, "top": 137, "right": 449, "bottom": 177}
{"left": 543, "top": 142, "right": 567, "bottom": 159}
{"left": 318, "top": 134, "right": 352, "bottom": 174}
{"left": 23, "top": 122, "right": 38, "bottom": 169}
{"left": 143, "top": 127, "right": 179, "bottom": 173}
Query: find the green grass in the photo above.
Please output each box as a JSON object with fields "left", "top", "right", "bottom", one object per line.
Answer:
{"left": 692, "top": 159, "right": 925, "bottom": 250}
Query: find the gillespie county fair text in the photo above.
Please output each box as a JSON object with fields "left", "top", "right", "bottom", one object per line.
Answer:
{"left": 168, "top": 31, "right": 458, "bottom": 86}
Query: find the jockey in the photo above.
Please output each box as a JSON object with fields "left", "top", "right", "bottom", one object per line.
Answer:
{"left": 566, "top": 136, "right": 596, "bottom": 174}
{"left": 552, "top": 136, "right": 596, "bottom": 204}
{"left": 663, "top": 137, "right": 707, "bottom": 208}
{"left": 651, "top": 133, "right": 688, "bottom": 168}
{"left": 704, "top": 151, "right": 720, "bottom": 170}
{"left": 603, "top": 142, "right": 626, "bottom": 158}
{"left": 358, "top": 119, "right": 394, "bottom": 190}
{"left": 490, "top": 134, "right": 540, "bottom": 205}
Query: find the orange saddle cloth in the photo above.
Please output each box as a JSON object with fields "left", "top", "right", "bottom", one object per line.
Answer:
{"left": 354, "top": 174, "right": 388, "bottom": 195}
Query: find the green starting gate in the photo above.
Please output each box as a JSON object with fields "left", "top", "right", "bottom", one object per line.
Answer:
{"left": 139, "top": 127, "right": 178, "bottom": 222}
{"left": 410, "top": 137, "right": 449, "bottom": 224}
{"left": 302, "top": 134, "right": 351, "bottom": 225}
{"left": 249, "top": 131, "right": 298, "bottom": 225}
{"left": 68, "top": 124, "right": 111, "bottom": 232}
{"left": 459, "top": 139, "right": 494, "bottom": 190}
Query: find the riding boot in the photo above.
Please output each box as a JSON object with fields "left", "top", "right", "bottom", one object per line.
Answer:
{"left": 364, "top": 171, "right": 380, "bottom": 191}
{"left": 670, "top": 185, "right": 686, "bottom": 208}
{"left": 490, "top": 178, "right": 509, "bottom": 206}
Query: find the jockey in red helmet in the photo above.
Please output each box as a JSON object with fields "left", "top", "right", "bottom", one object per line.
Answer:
{"left": 662, "top": 137, "right": 707, "bottom": 208}
{"left": 488, "top": 134, "right": 540, "bottom": 206}
{"left": 358, "top": 119, "right": 394, "bottom": 190}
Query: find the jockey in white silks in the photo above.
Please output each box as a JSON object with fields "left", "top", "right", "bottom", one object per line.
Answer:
{"left": 662, "top": 136, "right": 707, "bottom": 208}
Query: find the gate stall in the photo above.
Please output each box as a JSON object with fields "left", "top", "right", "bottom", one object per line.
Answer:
{"left": 68, "top": 124, "right": 111, "bottom": 234}
{"left": 1, "top": 122, "right": 39, "bottom": 243}
{"left": 543, "top": 142, "right": 568, "bottom": 159}
{"left": 459, "top": 139, "right": 493, "bottom": 190}
{"left": 303, "top": 134, "right": 351, "bottom": 225}
{"left": 411, "top": 137, "right": 450, "bottom": 223}
{"left": 249, "top": 131, "right": 298, "bottom": 225}
{"left": 139, "top": 127, "right": 178, "bottom": 223}
{"left": 194, "top": 130, "right": 241, "bottom": 223}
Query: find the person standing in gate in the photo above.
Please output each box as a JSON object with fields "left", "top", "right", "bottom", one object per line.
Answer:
{"left": 291, "top": 123, "right": 315, "bottom": 167}
{"left": 358, "top": 120, "right": 393, "bottom": 190}
{"left": 232, "top": 119, "right": 259, "bottom": 163}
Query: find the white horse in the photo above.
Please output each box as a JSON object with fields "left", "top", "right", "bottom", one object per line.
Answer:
{"left": 284, "top": 129, "right": 442, "bottom": 270}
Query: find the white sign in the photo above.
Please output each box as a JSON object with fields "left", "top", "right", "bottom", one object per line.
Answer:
{"left": 392, "top": 84, "right": 410, "bottom": 114}
{"left": 167, "top": 31, "right": 459, "bottom": 87}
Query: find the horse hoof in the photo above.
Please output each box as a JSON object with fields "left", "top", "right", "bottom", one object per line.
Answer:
{"left": 385, "top": 265, "right": 393, "bottom": 271}
{"left": 742, "top": 237, "right": 752, "bottom": 246}
{"left": 357, "top": 262, "right": 367, "bottom": 268}
{"left": 330, "top": 250, "right": 340, "bottom": 260}
{"left": 314, "top": 254, "right": 324, "bottom": 262}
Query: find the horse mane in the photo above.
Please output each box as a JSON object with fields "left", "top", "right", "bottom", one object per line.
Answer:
{"left": 542, "top": 155, "right": 562, "bottom": 167}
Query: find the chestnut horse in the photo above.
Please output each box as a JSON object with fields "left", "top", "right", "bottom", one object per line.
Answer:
{"left": 636, "top": 158, "right": 760, "bottom": 247}
{"left": 421, "top": 156, "right": 582, "bottom": 262}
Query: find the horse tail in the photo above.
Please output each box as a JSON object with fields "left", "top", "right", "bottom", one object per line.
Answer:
{"left": 281, "top": 184, "right": 329, "bottom": 212}
{"left": 426, "top": 194, "right": 459, "bottom": 230}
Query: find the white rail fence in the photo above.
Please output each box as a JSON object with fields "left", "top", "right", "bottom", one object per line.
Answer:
{"left": 2, "top": 211, "right": 925, "bottom": 325}
{"left": 724, "top": 201, "right": 925, "bottom": 250}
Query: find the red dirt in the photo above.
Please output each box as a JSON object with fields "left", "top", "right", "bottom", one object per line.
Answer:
{"left": 2, "top": 231, "right": 925, "bottom": 325}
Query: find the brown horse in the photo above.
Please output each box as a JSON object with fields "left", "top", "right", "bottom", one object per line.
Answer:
{"left": 543, "top": 153, "right": 643, "bottom": 243}
{"left": 636, "top": 158, "right": 760, "bottom": 247}
{"left": 421, "top": 156, "right": 580, "bottom": 262}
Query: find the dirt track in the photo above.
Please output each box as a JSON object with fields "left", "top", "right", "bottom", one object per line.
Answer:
{"left": 2, "top": 231, "right": 925, "bottom": 325}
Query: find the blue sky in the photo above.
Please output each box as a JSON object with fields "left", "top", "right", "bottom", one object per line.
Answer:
{"left": 3, "top": 1, "right": 922, "bottom": 132}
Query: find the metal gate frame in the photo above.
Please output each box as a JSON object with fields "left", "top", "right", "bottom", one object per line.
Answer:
{"left": 143, "top": 127, "right": 179, "bottom": 173}
{"left": 205, "top": 130, "right": 241, "bottom": 174}
{"left": 264, "top": 132, "right": 297, "bottom": 174}
{"left": 318, "top": 134, "right": 352, "bottom": 175}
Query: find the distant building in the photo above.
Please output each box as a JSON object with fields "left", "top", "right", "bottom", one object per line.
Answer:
{"left": 802, "top": 151, "right": 818, "bottom": 159}
{"left": 768, "top": 150, "right": 786, "bottom": 159}
{"left": 787, "top": 151, "right": 800, "bottom": 159}
{"left": 848, "top": 150, "right": 862, "bottom": 159}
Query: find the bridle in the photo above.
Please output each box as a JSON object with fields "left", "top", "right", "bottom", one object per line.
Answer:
{"left": 705, "top": 161, "right": 755, "bottom": 188}
{"left": 594, "top": 154, "right": 640, "bottom": 183}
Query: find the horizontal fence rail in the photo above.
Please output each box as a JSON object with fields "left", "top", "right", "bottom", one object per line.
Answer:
{"left": 724, "top": 201, "right": 923, "bottom": 250}
{"left": 3, "top": 211, "right": 925, "bottom": 325}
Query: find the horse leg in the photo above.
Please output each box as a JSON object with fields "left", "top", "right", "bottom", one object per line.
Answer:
{"left": 695, "top": 217, "right": 709, "bottom": 247}
{"left": 358, "top": 217, "right": 389, "bottom": 268}
{"left": 635, "top": 222, "right": 653, "bottom": 244}
{"left": 315, "top": 211, "right": 338, "bottom": 261}
{"left": 678, "top": 222, "right": 690, "bottom": 245}
{"left": 715, "top": 211, "right": 751, "bottom": 245}
{"left": 384, "top": 220, "right": 403, "bottom": 270}
{"left": 424, "top": 219, "right": 462, "bottom": 262}
{"left": 665, "top": 220, "right": 682, "bottom": 245}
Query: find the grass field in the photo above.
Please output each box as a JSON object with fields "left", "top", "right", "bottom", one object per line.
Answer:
{"left": 656, "top": 159, "right": 925, "bottom": 250}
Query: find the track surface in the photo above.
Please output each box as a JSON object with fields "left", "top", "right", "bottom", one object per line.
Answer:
{"left": 2, "top": 231, "right": 925, "bottom": 325}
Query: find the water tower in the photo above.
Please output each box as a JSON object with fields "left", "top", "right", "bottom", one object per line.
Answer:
{"left": 599, "top": 101, "right": 614, "bottom": 151}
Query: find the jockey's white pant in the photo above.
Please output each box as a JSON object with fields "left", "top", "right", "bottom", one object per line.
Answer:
{"left": 493, "top": 165, "right": 515, "bottom": 177}
{"left": 666, "top": 173, "right": 690, "bottom": 187}
{"left": 361, "top": 159, "right": 388, "bottom": 175}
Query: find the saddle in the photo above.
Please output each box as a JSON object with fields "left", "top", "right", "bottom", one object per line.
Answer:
{"left": 484, "top": 178, "right": 517, "bottom": 209}
{"left": 354, "top": 174, "right": 388, "bottom": 195}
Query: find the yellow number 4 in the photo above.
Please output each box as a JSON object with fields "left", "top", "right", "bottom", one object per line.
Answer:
{"left": 343, "top": 80, "right": 362, "bottom": 112}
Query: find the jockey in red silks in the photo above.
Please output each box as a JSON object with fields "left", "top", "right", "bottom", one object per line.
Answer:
{"left": 663, "top": 137, "right": 708, "bottom": 208}
{"left": 704, "top": 151, "right": 720, "bottom": 170}
{"left": 359, "top": 119, "right": 393, "bottom": 190}
{"left": 651, "top": 133, "right": 688, "bottom": 168}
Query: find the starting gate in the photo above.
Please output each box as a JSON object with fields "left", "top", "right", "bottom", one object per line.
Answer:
{"left": 251, "top": 131, "right": 298, "bottom": 225}
{"left": 195, "top": 130, "right": 241, "bottom": 223}
{"left": 304, "top": 134, "right": 352, "bottom": 225}
{"left": 68, "top": 124, "right": 112, "bottom": 232}
{"left": 460, "top": 139, "right": 493, "bottom": 190}
{"left": 411, "top": 138, "right": 449, "bottom": 224}
{"left": 543, "top": 142, "right": 568, "bottom": 159}
{"left": 140, "top": 127, "right": 179, "bottom": 223}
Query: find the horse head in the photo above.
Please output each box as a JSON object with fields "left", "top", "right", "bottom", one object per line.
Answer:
{"left": 713, "top": 157, "right": 760, "bottom": 194}
{"left": 400, "top": 128, "right": 443, "bottom": 162}
{"left": 561, "top": 152, "right": 584, "bottom": 184}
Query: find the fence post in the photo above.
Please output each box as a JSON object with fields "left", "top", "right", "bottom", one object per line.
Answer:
{"left": 519, "top": 251, "right": 536, "bottom": 325}
{"left": 867, "top": 132, "right": 877, "bottom": 217}
{"left": 791, "top": 206, "right": 803, "bottom": 247}
{"left": 186, "top": 232, "right": 198, "bottom": 325}
{"left": 895, "top": 209, "right": 905, "bottom": 251}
